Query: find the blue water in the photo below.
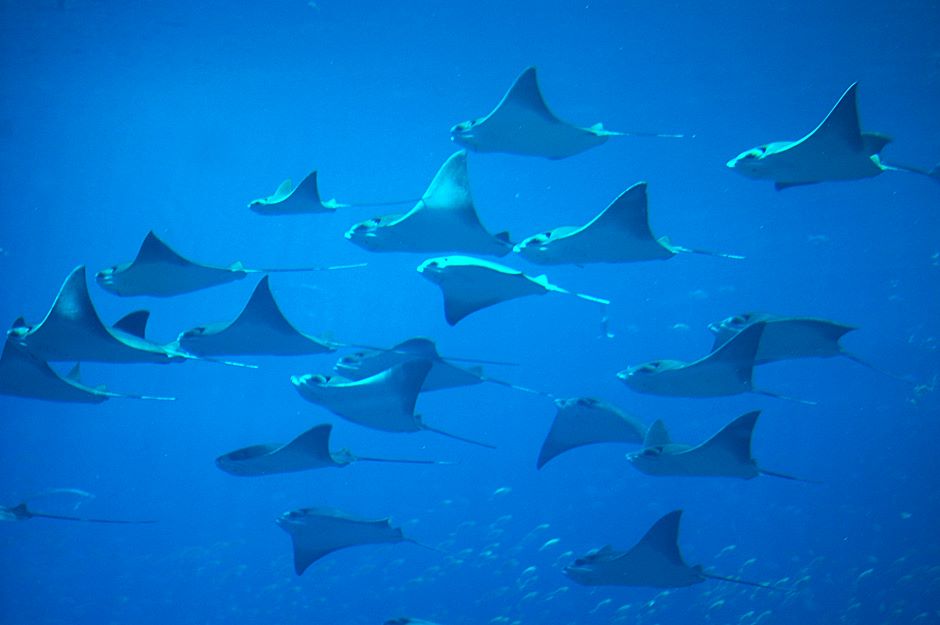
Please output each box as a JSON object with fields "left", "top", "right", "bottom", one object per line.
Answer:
{"left": 1, "top": 1, "right": 938, "bottom": 623}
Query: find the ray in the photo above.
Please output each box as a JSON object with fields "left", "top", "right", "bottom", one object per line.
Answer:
{"left": 450, "top": 67, "right": 683, "bottom": 159}
{"left": 537, "top": 397, "right": 647, "bottom": 469}
{"left": 707, "top": 311, "right": 905, "bottom": 380}
{"left": 292, "top": 359, "right": 494, "bottom": 448}
{"left": 345, "top": 151, "right": 512, "bottom": 257}
{"left": 564, "top": 510, "right": 778, "bottom": 589}
{"left": 334, "top": 337, "right": 544, "bottom": 396}
{"left": 175, "top": 275, "right": 336, "bottom": 357}
{"left": 215, "top": 423, "right": 443, "bottom": 476}
{"left": 726, "top": 83, "right": 940, "bottom": 189}
{"left": 276, "top": 507, "right": 416, "bottom": 575}
{"left": 0, "top": 502, "right": 154, "bottom": 524}
{"left": 8, "top": 266, "right": 195, "bottom": 364}
{"left": 417, "top": 255, "right": 610, "bottom": 326}
{"left": 249, "top": 170, "right": 418, "bottom": 215}
{"left": 626, "top": 411, "right": 809, "bottom": 481}
{"left": 616, "top": 322, "right": 812, "bottom": 402}
{"left": 514, "top": 182, "right": 743, "bottom": 265}
{"left": 95, "top": 231, "right": 365, "bottom": 297}
{"left": 385, "top": 620, "right": 444, "bottom": 625}
{"left": 0, "top": 336, "right": 174, "bottom": 402}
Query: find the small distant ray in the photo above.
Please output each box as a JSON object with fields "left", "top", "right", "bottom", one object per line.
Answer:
{"left": 514, "top": 182, "right": 743, "bottom": 265}
{"left": 617, "top": 322, "right": 812, "bottom": 402}
{"left": 8, "top": 266, "right": 192, "bottom": 364}
{"left": 451, "top": 67, "right": 683, "bottom": 160}
{"left": 417, "top": 255, "right": 610, "bottom": 326}
{"left": 0, "top": 337, "right": 173, "bottom": 402}
{"left": 565, "top": 510, "right": 781, "bottom": 589}
{"left": 727, "top": 83, "right": 940, "bottom": 189}
{"left": 345, "top": 151, "right": 512, "bottom": 257}
{"left": 385, "top": 620, "right": 444, "bottom": 625}
{"left": 215, "top": 423, "right": 444, "bottom": 476}
{"left": 277, "top": 507, "right": 419, "bottom": 575}
{"left": 626, "top": 411, "right": 811, "bottom": 481}
{"left": 537, "top": 397, "right": 647, "bottom": 469}
{"left": 1, "top": 490, "right": 154, "bottom": 524}
{"left": 249, "top": 171, "right": 347, "bottom": 215}
{"left": 292, "top": 359, "right": 494, "bottom": 448}
{"left": 707, "top": 311, "right": 905, "bottom": 380}
{"left": 95, "top": 231, "right": 365, "bottom": 297}
{"left": 175, "top": 275, "right": 335, "bottom": 357}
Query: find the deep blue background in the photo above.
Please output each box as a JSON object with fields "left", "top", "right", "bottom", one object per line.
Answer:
{"left": 1, "top": 1, "right": 938, "bottom": 624}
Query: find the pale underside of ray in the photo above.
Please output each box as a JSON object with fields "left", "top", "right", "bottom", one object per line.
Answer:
{"left": 277, "top": 507, "right": 410, "bottom": 575}
{"left": 537, "top": 397, "right": 647, "bottom": 469}
{"left": 708, "top": 312, "right": 855, "bottom": 364}
{"left": 344, "top": 151, "right": 510, "bottom": 256}
{"left": 249, "top": 171, "right": 345, "bottom": 215}
{"left": 450, "top": 66, "right": 620, "bottom": 159}
{"left": 175, "top": 275, "right": 335, "bottom": 356}
{"left": 627, "top": 412, "right": 761, "bottom": 479}
{"left": 566, "top": 510, "right": 704, "bottom": 587}
{"left": 8, "top": 266, "right": 189, "bottom": 364}
{"left": 617, "top": 322, "right": 765, "bottom": 397}
{"left": 417, "top": 255, "right": 609, "bottom": 326}
{"left": 729, "top": 83, "right": 886, "bottom": 187}
{"left": 333, "top": 338, "right": 485, "bottom": 392}
{"left": 0, "top": 337, "right": 170, "bottom": 403}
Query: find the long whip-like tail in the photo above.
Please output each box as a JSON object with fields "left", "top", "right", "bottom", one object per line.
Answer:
{"left": 353, "top": 455, "right": 453, "bottom": 466}
{"left": 702, "top": 572, "right": 793, "bottom": 591}
{"left": 420, "top": 424, "right": 496, "bottom": 449}
{"left": 759, "top": 467, "right": 822, "bottom": 484}
{"left": 752, "top": 387, "right": 817, "bottom": 406}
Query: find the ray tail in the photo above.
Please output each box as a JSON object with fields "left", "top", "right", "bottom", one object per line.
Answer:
{"left": 753, "top": 387, "right": 817, "bottom": 405}
{"left": 420, "top": 424, "right": 496, "bottom": 449}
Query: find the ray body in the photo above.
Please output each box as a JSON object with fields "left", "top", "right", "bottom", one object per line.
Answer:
{"left": 417, "top": 255, "right": 609, "bottom": 326}
{"left": 249, "top": 171, "right": 345, "bottom": 215}
{"left": 537, "top": 397, "right": 646, "bottom": 469}
{"left": 617, "top": 322, "right": 766, "bottom": 397}
{"left": 627, "top": 411, "right": 771, "bottom": 479}
{"left": 333, "top": 338, "right": 485, "bottom": 392}
{"left": 175, "top": 275, "right": 335, "bottom": 356}
{"left": 450, "top": 67, "right": 621, "bottom": 159}
{"left": 277, "top": 507, "right": 412, "bottom": 575}
{"left": 565, "top": 510, "right": 770, "bottom": 589}
{"left": 727, "top": 83, "right": 892, "bottom": 188}
{"left": 345, "top": 151, "right": 511, "bottom": 256}
{"left": 9, "top": 266, "right": 189, "bottom": 364}
{"left": 708, "top": 311, "right": 855, "bottom": 363}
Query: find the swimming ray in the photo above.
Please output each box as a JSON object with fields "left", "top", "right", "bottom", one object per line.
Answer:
{"left": 451, "top": 67, "right": 683, "bottom": 159}
{"left": 617, "top": 322, "right": 812, "bottom": 402}
{"left": 727, "top": 83, "right": 940, "bottom": 189}
{"left": 345, "top": 151, "right": 512, "bottom": 257}
{"left": 95, "top": 231, "right": 365, "bottom": 297}
{"left": 249, "top": 170, "right": 418, "bottom": 215}
{"left": 292, "top": 359, "right": 494, "bottom": 448}
{"left": 626, "top": 411, "right": 810, "bottom": 481}
{"left": 277, "top": 507, "right": 417, "bottom": 575}
{"left": 564, "top": 510, "right": 779, "bottom": 589}
{"left": 537, "top": 397, "right": 647, "bottom": 469}
{"left": 514, "top": 182, "right": 743, "bottom": 265}
{"left": 707, "top": 311, "right": 905, "bottom": 380}
{"left": 175, "top": 275, "right": 336, "bottom": 357}
{"left": 417, "top": 255, "right": 609, "bottom": 326}
{"left": 0, "top": 337, "right": 174, "bottom": 402}
{"left": 385, "top": 620, "right": 444, "bottom": 625}
{"left": 0, "top": 501, "right": 154, "bottom": 524}
{"left": 215, "top": 423, "right": 444, "bottom": 476}
{"left": 8, "top": 266, "right": 193, "bottom": 364}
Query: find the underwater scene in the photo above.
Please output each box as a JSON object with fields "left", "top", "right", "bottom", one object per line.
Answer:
{"left": 1, "top": 1, "right": 939, "bottom": 624}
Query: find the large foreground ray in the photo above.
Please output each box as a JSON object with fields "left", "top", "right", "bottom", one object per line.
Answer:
{"left": 8, "top": 266, "right": 191, "bottom": 364}
{"left": 276, "top": 507, "right": 414, "bottom": 575}
{"left": 0, "top": 502, "right": 154, "bottom": 524}
{"left": 0, "top": 337, "right": 173, "bottom": 402}
{"left": 564, "top": 510, "right": 777, "bottom": 589}
{"left": 726, "top": 83, "right": 938, "bottom": 188}
{"left": 292, "top": 360, "right": 494, "bottom": 447}
{"left": 627, "top": 411, "right": 806, "bottom": 481}
{"left": 215, "top": 423, "right": 442, "bottom": 476}
{"left": 537, "top": 397, "right": 646, "bottom": 469}
{"left": 515, "top": 183, "right": 742, "bottom": 265}
{"left": 345, "top": 151, "right": 511, "bottom": 256}
{"left": 249, "top": 171, "right": 346, "bottom": 215}
{"left": 450, "top": 67, "right": 681, "bottom": 159}
{"left": 95, "top": 231, "right": 362, "bottom": 297}
{"left": 175, "top": 275, "right": 335, "bottom": 356}
{"left": 417, "top": 255, "right": 609, "bottom": 326}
